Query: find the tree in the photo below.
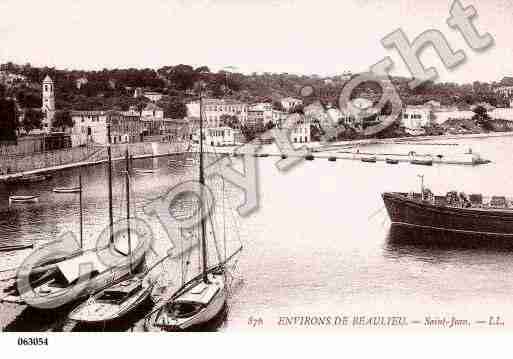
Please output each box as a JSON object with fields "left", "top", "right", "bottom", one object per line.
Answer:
{"left": 0, "top": 98, "right": 18, "bottom": 143}
{"left": 472, "top": 105, "right": 493, "bottom": 131}
{"left": 164, "top": 100, "right": 187, "bottom": 119}
{"left": 220, "top": 114, "right": 239, "bottom": 129}
{"left": 53, "top": 110, "right": 73, "bottom": 131}
{"left": 22, "top": 108, "right": 43, "bottom": 134}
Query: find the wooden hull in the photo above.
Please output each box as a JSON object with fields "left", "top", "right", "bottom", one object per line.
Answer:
{"left": 68, "top": 281, "right": 154, "bottom": 323}
{"left": 385, "top": 159, "right": 399, "bottom": 164}
{"left": 382, "top": 192, "right": 513, "bottom": 236}
{"left": 0, "top": 244, "right": 33, "bottom": 252}
{"left": 7, "top": 174, "right": 52, "bottom": 184}
{"left": 1, "top": 252, "right": 145, "bottom": 307}
{"left": 144, "top": 272, "right": 226, "bottom": 332}
{"left": 9, "top": 196, "right": 39, "bottom": 203}
{"left": 410, "top": 160, "right": 433, "bottom": 166}
{"left": 134, "top": 168, "right": 158, "bottom": 175}
{"left": 361, "top": 157, "right": 377, "bottom": 163}
{"left": 53, "top": 187, "right": 81, "bottom": 194}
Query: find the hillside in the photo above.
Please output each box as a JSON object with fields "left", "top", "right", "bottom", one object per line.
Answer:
{"left": 0, "top": 62, "right": 507, "bottom": 119}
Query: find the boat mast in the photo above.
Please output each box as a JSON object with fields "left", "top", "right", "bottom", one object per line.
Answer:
{"left": 418, "top": 174, "right": 424, "bottom": 200}
{"left": 125, "top": 148, "right": 132, "bottom": 273}
{"left": 107, "top": 124, "right": 114, "bottom": 243}
{"left": 199, "top": 87, "right": 209, "bottom": 284}
{"left": 79, "top": 172, "right": 83, "bottom": 249}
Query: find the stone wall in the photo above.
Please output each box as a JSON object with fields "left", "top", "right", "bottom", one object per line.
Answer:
{"left": 0, "top": 141, "right": 190, "bottom": 175}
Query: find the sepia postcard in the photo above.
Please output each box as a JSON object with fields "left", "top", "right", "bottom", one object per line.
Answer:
{"left": 1, "top": 0, "right": 513, "bottom": 355}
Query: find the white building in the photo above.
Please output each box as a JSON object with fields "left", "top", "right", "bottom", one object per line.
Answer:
{"left": 76, "top": 77, "right": 88, "bottom": 89}
{"left": 192, "top": 126, "right": 240, "bottom": 146}
{"left": 401, "top": 106, "right": 431, "bottom": 130}
{"left": 186, "top": 99, "right": 248, "bottom": 127}
{"left": 280, "top": 97, "right": 303, "bottom": 112}
{"left": 141, "top": 102, "right": 164, "bottom": 120}
{"left": 489, "top": 107, "right": 513, "bottom": 122}
{"left": 272, "top": 109, "right": 288, "bottom": 127}
{"left": 71, "top": 111, "right": 109, "bottom": 146}
{"left": 143, "top": 91, "right": 164, "bottom": 103}
{"left": 247, "top": 103, "right": 273, "bottom": 129}
{"left": 279, "top": 114, "right": 311, "bottom": 143}
{"left": 495, "top": 86, "right": 513, "bottom": 98}
{"left": 41, "top": 75, "right": 55, "bottom": 132}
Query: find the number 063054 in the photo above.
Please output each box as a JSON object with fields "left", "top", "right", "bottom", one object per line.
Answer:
{"left": 17, "top": 337, "right": 48, "bottom": 346}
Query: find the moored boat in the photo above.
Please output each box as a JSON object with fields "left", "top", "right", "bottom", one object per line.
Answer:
{"left": 53, "top": 187, "right": 81, "bottom": 194}
{"left": 361, "top": 156, "right": 377, "bottom": 163}
{"left": 144, "top": 91, "right": 242, "bottom": 332}
{"left": 68, "top": 277, "right": 154, "bottom": 324}
{"left": 0, "top": 244, "right": 33, "bottom": 253}
{"left": 382, "top": 191, "right": 513, "bottom": 237}
{"left": 410, "top": 159, "right": 433, "bottom": 166}
{"left": 6, "top": 174, "right": 52, "bottom": 184}
{"left": 144, "top": 269, "right": 226, "bottom": 331}
{"left": 9, "top": 195, "right": 39, "bottom": 203}
{"left": 134, "top": 168, "right": 158, "bottom": 175}
{"left": 385, "top": 158, "right": 399, "bottom": 164}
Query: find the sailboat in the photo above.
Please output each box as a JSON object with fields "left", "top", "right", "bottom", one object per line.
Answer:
{"left": 67, "top": 150, "right": 152, "bottom": 323}
{"left": 1, "top": 132, "right": 148, "bottom": 308}
{"left": 143, "top": 91, "right": 242, "bottom": 332}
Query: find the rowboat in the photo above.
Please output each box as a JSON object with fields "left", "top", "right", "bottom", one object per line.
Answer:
{"left": 134, "top": 168, "right": 158, "bottom": 175}
{"left": 9, "top": 195, "right": 39, "bottom": 203}
{"left": 361, "top": 156, "right": 377, "bottom": 163}
{"left": 68, "top": 277, "right": 155, "bottom": 324}
{"left": 386, "top": 158, "right": 399, "bottom": 164}
{"left": 305, "top": 154, "right": 315, "bottom": 161}
{"left": 53, "top": 187, "right": 81, "bottom": 194}
{"left": 410, "top": 159, "right": 433, "bottom": 166}
{"left": 6, "top": 174, "right": 52, "bottom": 184}
{"left": 328, "top": 156, "right": 337, "bottom": 162}
{"left": 0, "top": 244, "right": 34, "bottom": 253}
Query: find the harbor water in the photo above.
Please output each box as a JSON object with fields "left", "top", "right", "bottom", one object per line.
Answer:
{"left": 2, "top": 136, "right": 513, "bottom": 331}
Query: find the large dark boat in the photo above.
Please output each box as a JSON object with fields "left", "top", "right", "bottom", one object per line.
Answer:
{"left": 382, "top": 191, "right": 513, "bottom": 237}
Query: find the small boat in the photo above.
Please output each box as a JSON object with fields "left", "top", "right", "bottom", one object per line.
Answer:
{"left": 386, "top": 158, "right": 399, "bottom": 164}
{"left": 361, "top": 156, "right": 377, "bottom": 163}
{"left": 53, "top": 187, "right": 81, "bottom": 194}
{"left": 6, "top": 174, "right": 52, "bottom": 184}
{"left": 410, "top": 159, "right": 433, "bottom": 166}
{"left": 0, "top": 244, "right": 34, "bottom": 253}
{"left": 328, "top": 156, "right": 337, "bottom": 162}
{"left": 9, "top": 195, "right": 39, "bottom": 203}
{"left": 134, "top": 168, "right": 158, "bottom": 175}
{"left": 144, "top": 269, "right": 227, "bottom": 332}
{"left": 68, "top": 277, "right": 155, "bottom": 324}
{"left": 255, "top": 153, "right": 269, "bottom": 158}
{"left": 305, "top": 154, "right": 314, "bottom": 161}
{"left": 281, "top": 154, "right": 288, "bottom": 159}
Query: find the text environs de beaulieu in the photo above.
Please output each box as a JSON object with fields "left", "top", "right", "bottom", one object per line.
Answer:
{"left": 278, "top": 316, "right": 407, "bottom": 327}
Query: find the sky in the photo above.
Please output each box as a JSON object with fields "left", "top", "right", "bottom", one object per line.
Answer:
{"left": 0, "top": 0, "right": 512, "bottom": 84}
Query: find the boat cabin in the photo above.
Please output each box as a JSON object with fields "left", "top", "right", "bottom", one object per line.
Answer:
{"left": 97, "top": 279, "right": 142, "bottom": 305}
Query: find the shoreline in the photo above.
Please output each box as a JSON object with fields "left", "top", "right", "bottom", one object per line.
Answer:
{"left": 313, "top": 131, "right": 513, "bottom": 152}
{"left": 1, "top": 131, "right": 510, "bottom": 181}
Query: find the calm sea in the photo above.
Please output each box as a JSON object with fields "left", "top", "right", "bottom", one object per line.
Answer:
{"left": 2, "top": 136, "right": 513, "bottom": 331}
